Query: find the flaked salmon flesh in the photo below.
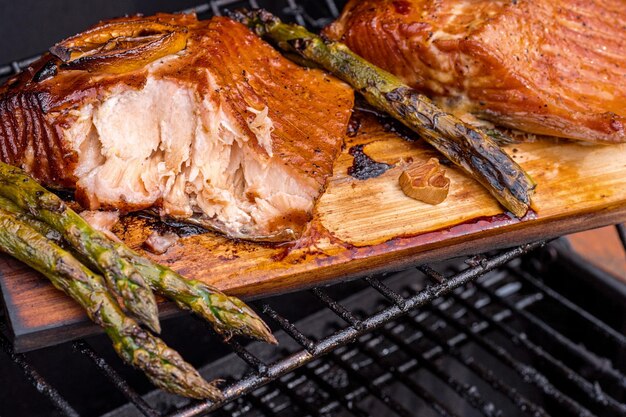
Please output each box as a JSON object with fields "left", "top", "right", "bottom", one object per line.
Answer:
{"left": 0, "top": 14, "right": 354, "bottom": 241}
{"left": 326, "top": 0, "right": 626, "bottom": 143}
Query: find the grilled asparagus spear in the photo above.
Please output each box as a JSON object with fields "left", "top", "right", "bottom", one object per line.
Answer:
{"left": 0, "top": 196, "right": 61, "bottom": 241}
{"left": 0, "top": 163, "right": 275, "bottom": 344}
{"left": 0, "top": 163, "right": 160, "bottom": 333}
{"left": 117, "top": 247, "right": 277, "bottom": 344}
{"left": 233, "top": 9, "right": 535, "bottom": 217}
{"left": 0, "top": 208, "right": 222, "bottom": 400}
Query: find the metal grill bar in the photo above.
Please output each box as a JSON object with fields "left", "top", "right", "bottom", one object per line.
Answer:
{"left": 427, "top": 304, "right": 597, "bottom": 417}
{"left": 226, "top": 338, "right": 269, "bottom": 376}
{"left": 263, "top": 305, "right": 316, "bottom": 352}
{"left": 404, "top": 313, "right": 550, "bottom": 417}
{"left": 73, "top": 340, "right": 161, "bottom": 417}
{"left": 210, "top": 0, "right": 256, "bottom": 17}
{"left": 474, "top": 273, "right": 626, "bottom": 392}
{"left": 168, "top": 243, "right": 543, "bottom": 417}
{"left": 180, "top": 4, "right": 212, "bottom": 15}
{"left": 328, "top": 349, "right": 415, "bottom": 417}
{"left": 299, "top": 361, "right": 372, "bottom": 417}
{"left": 380, "top": 326, "right": 502, "bottom": 417}
{"left": 0, "top": 56, "right": 39, "bottom": 79}
{"left": 422, "top": 283, "right": 598, "bottom": 417}
{"left": 324, "top": 0, "right": 340, "bottom": 17}
{"left": 0, "top": 330, "right": 80, "bottom": 417}
{"left": 285, "top": 0, "right": 306, "bottom": 25}
{"left": 0, "top": 65, "right": 12, "bottom": 77}
{"left": 354, "top": 334, "right": 460, "bottom": 417}
{"left": 274, "top": 378, "right": 324, "bottom": 417}
{"left": 458, "top": 295, "right": 626, "bottom": 415}
{"left": 311, "top": 288, "right": 363, "bottom": 329}
{"left": 364, "top": 277, "right": 408, "bottom": 310}
{"left": 511, "top": 267, "right": 626, "bottom": 347}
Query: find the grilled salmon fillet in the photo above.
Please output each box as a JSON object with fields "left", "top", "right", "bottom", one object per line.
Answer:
{"left": 325, "top": 0, "right": 626, "bottom": 143}
{"left": 0, "top": 14, "right": 354, "bottom": 241}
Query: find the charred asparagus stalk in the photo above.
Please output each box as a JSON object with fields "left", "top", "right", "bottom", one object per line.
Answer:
{"left": 0, "top": 196, "right": 61, "bottom": 241}
{"left": 0, "top": 208, "right": 222, "bottom": 400}
{"left": 117, "top": 247, "right": 277, "bottom": 344}
{"left": 233, "top": 9, "right": 535, "bottom": 217}
{"left": 0, "top": 163, "right": 275, "bottom": 344}
{"left": 0, "top": 163, "right": 160, "bottom": 333}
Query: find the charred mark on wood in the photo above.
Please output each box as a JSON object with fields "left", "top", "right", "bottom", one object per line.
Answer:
{"left": 347, "top": 144, "right": 391, "bottom": 180}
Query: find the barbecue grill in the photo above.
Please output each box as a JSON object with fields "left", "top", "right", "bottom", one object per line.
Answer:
{"left": 1, "top": 1, "right": 625, "bottom": 416}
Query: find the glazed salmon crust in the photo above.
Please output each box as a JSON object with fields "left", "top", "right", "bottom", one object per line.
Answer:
{"left": 325, "top": 0, "right": 626, "bottom": 143}
{"left": 0, "top": 14, "right": 354, "bottom": 241}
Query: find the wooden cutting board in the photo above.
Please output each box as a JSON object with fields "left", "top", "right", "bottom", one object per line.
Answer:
{"left": 2, "top": 112, "right": 626, "bottom": 352}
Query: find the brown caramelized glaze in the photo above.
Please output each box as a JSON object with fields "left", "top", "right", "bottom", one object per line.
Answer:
{"left": 1, "top": 14, "right": 353, "bottom": 190}
{"left": 326, "top": 0, "right": 626, "bottom": 143}
{"left": 0, "top": 14, "right": 354, "bottom": 241}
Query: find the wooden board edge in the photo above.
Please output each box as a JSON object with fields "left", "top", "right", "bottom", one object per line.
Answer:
{"left": 6, "top": 202, "right": 626, "bottom": 352}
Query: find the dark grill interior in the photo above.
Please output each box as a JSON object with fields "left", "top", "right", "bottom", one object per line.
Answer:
{"left": 101, "top": 236, "right": 626, "bottom": 417}
{"left": 2, "top": 237, "right": 625, "bottom": 417}
{"left": 1, "top": 1, "right": 625, "bottom": 417}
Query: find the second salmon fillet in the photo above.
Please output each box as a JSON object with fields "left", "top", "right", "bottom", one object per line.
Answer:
{"left": 326, "top": 0, "right": 626, "bottom": 143}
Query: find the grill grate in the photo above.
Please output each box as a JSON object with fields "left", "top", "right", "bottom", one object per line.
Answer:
{"left": 175, "top": 243, "right": 544, "bottom": 417}
{"left": 3, "top": 235, "right": 625, "bottom": 417}
{"left": 1, "top": 1, "right": 626, "bottom": 416}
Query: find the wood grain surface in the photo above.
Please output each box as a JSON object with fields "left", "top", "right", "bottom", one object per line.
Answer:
{"left": 2, "top": 112, "right": 626, "bottom": 352}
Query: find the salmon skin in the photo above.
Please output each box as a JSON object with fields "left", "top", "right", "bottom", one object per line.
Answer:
{"left": 325, "top": 0, "right": 626, "bottom": 143}
{"left": 0, "top": 14, "right": 354, "bottom": 242}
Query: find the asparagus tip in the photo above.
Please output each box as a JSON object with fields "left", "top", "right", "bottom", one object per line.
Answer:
{"left": 224, "top": 297, "right": 277, "bottom": 344}
{"left": 252, "top": 320, "right": 278, "bottom": 345}
{"left": 186, "top": 379, "right": 225, "bottom": 401}
{"left": 217, "top": 305, "right": 277, "bottom": 345}
{"left": 266, "top": 333, "right": 279, "bottom": 345}
{"left": 228, "top": 8, "right": 279, "bottom": 32}
{"left": 180, "top": 279, "right": 278, "bottom": 345}
{"left": 123, "top": 280, "right": 161, "bottom": 333}
{"left": 142, "top": 311, "right": 161, "bottom": 334}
